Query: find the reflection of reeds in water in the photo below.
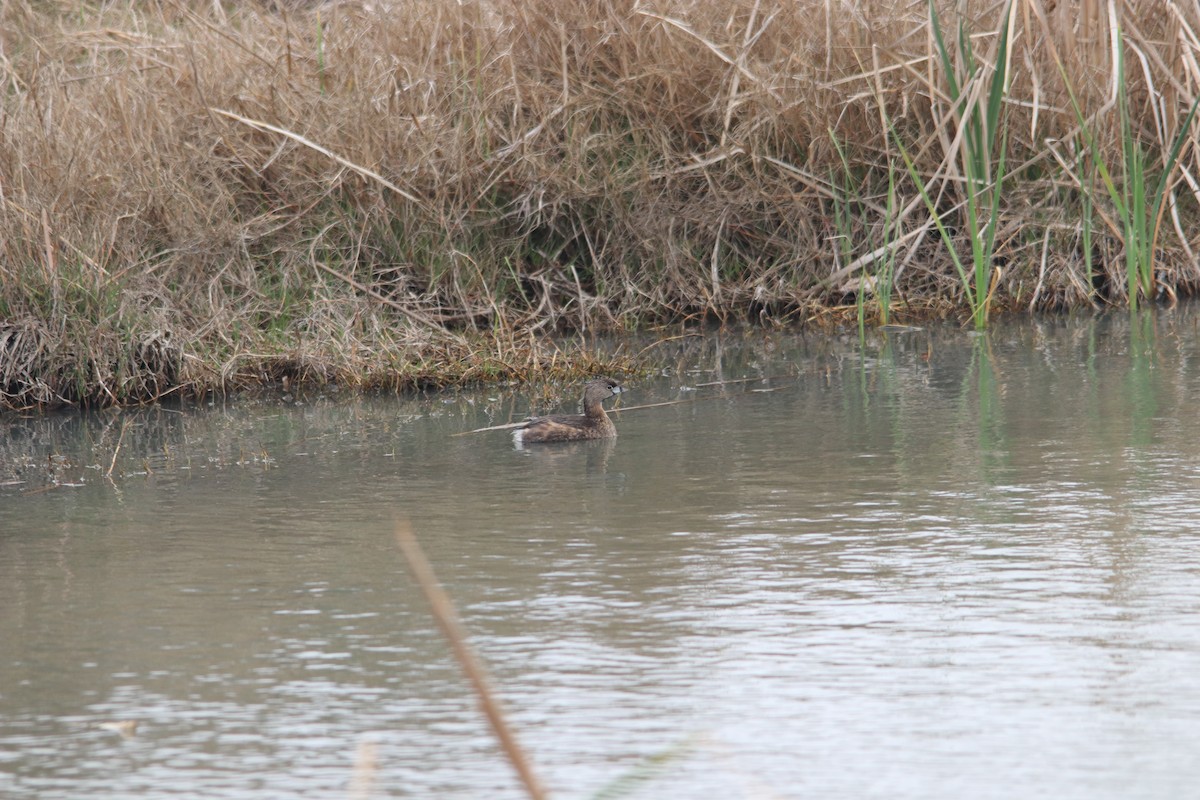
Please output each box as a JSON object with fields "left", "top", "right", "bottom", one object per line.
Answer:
{"left": 393, "top": 520, "right": 549, "bottom": 800}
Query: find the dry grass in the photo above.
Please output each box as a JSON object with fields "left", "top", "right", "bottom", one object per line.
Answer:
{"left": 2, "top": 0, "right": 1199, "bottom": 409}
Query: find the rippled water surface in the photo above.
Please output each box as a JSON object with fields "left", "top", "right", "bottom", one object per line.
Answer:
{"left": 5, "top": 311, "right": 1200, "bottom": 799}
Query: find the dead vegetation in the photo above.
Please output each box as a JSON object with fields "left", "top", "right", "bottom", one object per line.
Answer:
{"left": 1, "top": 0, "right": 1199, "bottom": 409}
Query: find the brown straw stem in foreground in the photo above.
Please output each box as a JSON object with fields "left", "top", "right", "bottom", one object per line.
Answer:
{"left": 346, "top": 737, "right": 378, "bottom": 800}
{"left": 393, "top": 520, "right": 549, "bottom": 800}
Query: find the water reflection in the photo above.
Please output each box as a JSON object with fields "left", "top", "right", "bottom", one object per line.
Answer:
{"left": 4, "top": 311, "right": 1200, "bottom": 798}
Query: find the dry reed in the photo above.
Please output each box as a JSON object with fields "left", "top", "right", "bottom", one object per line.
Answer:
{"left": 2, "top": 0, "right": 1199, "bottom": 409}
{"left": 394, "top": 520, "right": 548, "bottom": 800}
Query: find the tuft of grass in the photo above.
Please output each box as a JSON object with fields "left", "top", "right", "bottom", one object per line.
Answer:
{"left": 830, "top": 130, "right": 901, "bottom": 333}
{"left": 1030, "top": 1, "right": 1200, "bottom": 308}
{"left": 890, "top": 0, "right": 1016, "bottom": 330}
{"left": 1099, "top": 23, "right": 1199, "bottom": 307}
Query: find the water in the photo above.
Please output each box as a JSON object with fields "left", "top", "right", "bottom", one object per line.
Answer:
{"left": 4, "top": 311, "right": 1200, "bottom": 799}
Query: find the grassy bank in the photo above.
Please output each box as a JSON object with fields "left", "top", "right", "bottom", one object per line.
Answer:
{"left": 2, "top": 0, "right": 1199, "bottom": 409}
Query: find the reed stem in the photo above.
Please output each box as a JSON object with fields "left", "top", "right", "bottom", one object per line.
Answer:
{"left": 394, "top": 520, "right": 549, "bottom": 800}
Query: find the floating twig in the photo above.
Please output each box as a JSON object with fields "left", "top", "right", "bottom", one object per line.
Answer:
{"left": 692, "top": 376, "right": 762, "bottom": 387}
{"left": 610, "top": 396, "right": 731, "bottom": 413}
{"left": 453, "top": 421, "right": 529, "bottom": 436}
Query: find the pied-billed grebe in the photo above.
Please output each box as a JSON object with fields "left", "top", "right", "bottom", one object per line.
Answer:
{"left": 513, "top": 377, "right": 625, "bottom": 444}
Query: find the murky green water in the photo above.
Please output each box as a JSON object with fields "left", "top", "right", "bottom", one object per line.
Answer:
{"left": 4, "top": 310, "right": 1200, "bottom": 799}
